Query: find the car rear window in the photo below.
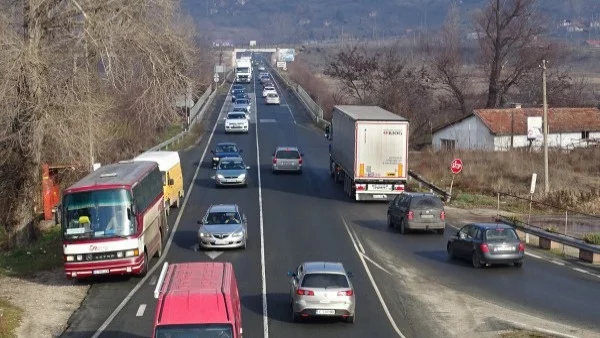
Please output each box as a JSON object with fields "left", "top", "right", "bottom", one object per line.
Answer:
{"left": 267, "top": 93, "right": 278, "bottom": 98}
{"left": 301, "top": 273, "right": 349, "bottom": 288}
{"left": 235, "top": 99, "right": 249, "bottom": 104}
{"left": 485, "top": 228, "right": 518, "bottom": 241}
{"left": 227, "top": 113, "right": 246, "bottom": 119}
{"left": 276, "top": 150, "right": 300, "bottom": 159}
{"left": 410, "top": 196, "right": 443, "bottom": 209}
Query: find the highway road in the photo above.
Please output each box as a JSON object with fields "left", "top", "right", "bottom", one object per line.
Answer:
{"left": 59, "top": 55, "right": 600, "bottom": 338}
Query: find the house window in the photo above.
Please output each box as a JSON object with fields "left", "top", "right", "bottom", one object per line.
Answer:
{"left": 441, "top": 139, "right": 456, "bottom": 151}
{"left": 581, "top": 131, "right": 590, "bottom": 139}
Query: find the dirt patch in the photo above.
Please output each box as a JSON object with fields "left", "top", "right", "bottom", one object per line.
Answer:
{"left": 0, "top": 269, "right": 88, "bottom": 338}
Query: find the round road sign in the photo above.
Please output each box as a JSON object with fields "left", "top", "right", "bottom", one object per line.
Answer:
{"left": 213, "top": 73, "right": 219, "bottom": 83}
{"left": 450, "top": 158, "right": 463, "bottom": 175}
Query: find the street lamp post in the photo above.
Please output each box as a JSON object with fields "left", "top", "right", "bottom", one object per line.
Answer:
{"left": 541, "top": 59, "right": 549, "bottom": 193}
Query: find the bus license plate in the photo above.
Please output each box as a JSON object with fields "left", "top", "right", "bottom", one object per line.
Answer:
{"left": 93, "top": 269, "right": 109, "bottom": 275}
{"left": 316, "top": 309, "right": 335, "bottom": 315}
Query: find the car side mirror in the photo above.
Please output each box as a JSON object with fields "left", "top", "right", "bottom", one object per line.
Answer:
{"left": 347, "top": 271, "right": 354, "bottom": 278}
{"left": 197, "top": 220, "right": 203, "bottom": 225}
{"left": 168, "top": 178, "right": 175, "bottom": 186}
{"left": 324, "top": 133, "right": 329, "bottom": 139}
{"left": 287, "top": 271, "right": 297, "bottom": 277}
{"left": 223, "top": 117, "right": 227, "bottom": 121}
{"left": 457, "top": 231, "right": 465, "bottom": 239}
{"left": 246, "top": 166, "right": 251, "bottom": 170}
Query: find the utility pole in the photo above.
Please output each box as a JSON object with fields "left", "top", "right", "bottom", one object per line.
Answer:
{"left": 542, "top": 59, "right": 549, "bottom": 193}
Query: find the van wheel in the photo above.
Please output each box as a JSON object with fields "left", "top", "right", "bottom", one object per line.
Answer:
{"left": 139, "top": 251, "right": 149, "bottom": 277}
{"left": 155, "top": 232, "right": 163, "bottom": 258}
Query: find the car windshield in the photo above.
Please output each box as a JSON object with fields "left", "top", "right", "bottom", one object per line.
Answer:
{"left": 264, "top": 87, "right": 275, "bottom": 91}
{"left": 216, "top": 144, "right": 238, "bottom": 153}
{"left": 268, "top": 93, "right": 278, "bottom": 98}
{"left": 485, "top": 228, "right": 518, "bottom": 242}
{"left": 227, "top": 113, "right": 246, "bottom": 120}
{"left": 155, "top": 324, "right": 233, "bottom": 338}
{"left": 235, "top": 99, "right": 249, "bottom": 104}
{"left": 232, "top": 107, "right": 246, "bottom": 112}
{"left": 301, "top": 273, "right": 349, "bottom": 288}
{"left": 219, "top": 159, "right": 246, "bottom": 170}
{"left": 410, "top": 196, "right": 443, "bottom": 209}
{"left": 235, "top": 93, "right": 246, "bottom": 98}
{"left": 236, "top": 67, "right": 249, "bottom": 73}
{"left": 276, "top": 150, "right": 300, "bottom": 159}
{"left": 205, "top": 211, "right": 242, "bottom": 225}
{"left": 62, "top": 189, "right": 135, "bottom": 240}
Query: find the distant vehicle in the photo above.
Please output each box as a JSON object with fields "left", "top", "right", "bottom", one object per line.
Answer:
{"left": 132, "top": 151, "right": 184, "bottom": 216}
{"left": 327, "top": 105, "right": 409, "bottom": 201}
{"left": 258, "top": 72, "right": 269, "bottom": 78}
{"left": 272, "top": 146, "right": 303, "bottom": 174}
{"left": 235, "top": 58, "right": 252, "bottom": 83}
{"left": 260, "top": 76, "right": 270, "bottom": 84}
{"left": 60, "top": 161, "right": 167, "bottom": 280}
{"left": 211, "top": 142, "right": 242, "bottom": 169}
{"left": 387, "top": 192, "right": 445, "bottom": 234}
{"left": 288, "top": 261, "right": 355, "bottom": 323}
{"left": 214, "top": 156, "right": 250, "bottom": 187}
{"left": 262, "top": 81, "right": 274, "bottom": 88}
{"left": 265, "top": 93, "right": 280, "bottom": 105}
{"left": 231, "top": 84, "right": 245, "bottom": 95}
{"left": 233, "top": 98, "right": 251, "bottom": 113}
{"left": 234, "top": 92, "right": 251, "bottom": 103}
{"left": 231, "top": 89, "right": 245, "bottom": 102}
{"left": 197, "top": 204, "right": 248, "bottom": 249}
{"left": 152, "top": 262, "right": 243, "bottom": 338}
{"left": 447, "top": 223, "right": 525, "bottom": 268}
{"left": 224, "top": 112, "right": 249, "bottom": 134}
{"left": 262, "top": 86, "right": 276, "bottom": 98}
{"left": 258, "top": 65, "right": 266, "bottom": 71}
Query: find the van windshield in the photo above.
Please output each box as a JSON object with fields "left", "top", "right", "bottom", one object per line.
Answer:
{"left": 155, "top": 324, "right": 233, "bottom": 338}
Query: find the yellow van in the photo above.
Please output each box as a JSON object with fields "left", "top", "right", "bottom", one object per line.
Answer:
{"left": 133, "top": 151, "right": 184, "bottom": 216}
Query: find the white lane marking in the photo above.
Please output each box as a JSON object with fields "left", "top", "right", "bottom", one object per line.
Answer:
{"left": 252, "top": 70, "right": 269, "bottom": 338}
{"left": 350, "top": 228, "right": 366, "bottom": 254}
{"left": 572, "top": 267, "right": 590, "bottom": 275}
{"left": 525, "top": 252, "right": 543, "bottom": 259}
{"left": 270, "top": 70, "right": 297, "bottom": 124}
{"left": 205, "top": 251, "right": 224, "bottom": 260}
{"left": 260, "top": 119, "right": 277, "bottom": 123}
{"left": 551, "top": 260, "right": 565, "bottom": 266}
{"left": 149, "top": 276, "right": 157, "bottom": 286}
{"left": 340, "top": 215, "right": 406, "bottom": 338}
{"left": 91, "top": 81, "right": 234, "bottom": 338}
{"left": 361, "top": 253, "right": 392, "bottom": 275}
{"left": 135, "top": 304, "right": 146, "bottom": 317}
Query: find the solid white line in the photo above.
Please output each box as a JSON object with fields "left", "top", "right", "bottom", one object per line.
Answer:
{"left": 149, "top": 275, "right": 157, "bottom": 286}
{"left": 572, "top": 267, "right": 589, "bottom": 274}
{"left": 270, "top": 68, "right": 297, "bottom": 124}
{"left": 340, "top": 215, "right": 406, "bottom": 338}
{"left": 551, "top": 260, "right": 565, "bottom": 266}
{"left": 135, "top": 304, "right": 146, "bottom": 317}
{"left": 525, "top": 252, "right": 542, "bottom": 259}
{"left": 91, "top": 81, "right": 234, "bottom": 338}
{"left": 350, "top": 228, "right": 366, "bottom": 254}
{"left": 254, "top": 71, "right": 270, "bottom": 338}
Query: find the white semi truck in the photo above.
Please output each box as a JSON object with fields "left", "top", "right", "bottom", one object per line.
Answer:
{"left": 326, "top": 105, "right": 409, "bottom": 201}
{"left": 235, "top": 57, "right": 252, "bottom": 83}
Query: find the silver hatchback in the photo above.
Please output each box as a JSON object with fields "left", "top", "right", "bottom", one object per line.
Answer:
{"left": 215, "top": 156, "right": 250, "bottom": 187}
{"left": 288, "top": 261, "right": 355, "bottom": 323}
{"left": 272, "top": 146, "right": 303, "bottom": 174}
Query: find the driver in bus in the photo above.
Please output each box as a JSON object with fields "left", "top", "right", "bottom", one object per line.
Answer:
{"left": 105, "top": 208, "right": 125, "bottom": 235}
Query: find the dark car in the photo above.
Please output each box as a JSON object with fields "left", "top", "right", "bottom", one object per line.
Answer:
{"left": 447, "top": 223, "right": 525, "bottom": 268}
{"left": 210, "top": 142, "right": 243, "bottom": 169}
{"left": 387, "top": 192, "right": 445, "bottom": 234}
{"left": 231, "top": 88, "right": 246, "bottom": 102}
{"left": 230, "top": 84, "right": 244, "bottom": 95}
{"left": 234, "top": 92, "right": 251, "bottom": 102}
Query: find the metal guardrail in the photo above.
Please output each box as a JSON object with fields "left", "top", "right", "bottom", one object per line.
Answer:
{"left": 407, "top": 170, "right": 451, "bottom": 202}
{"left": 146, "top": 71, "right": 232, "bottom": 152}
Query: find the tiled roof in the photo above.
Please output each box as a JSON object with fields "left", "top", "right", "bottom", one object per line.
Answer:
{"left": 474, "top": 108, "right": 600, "bottom": 135}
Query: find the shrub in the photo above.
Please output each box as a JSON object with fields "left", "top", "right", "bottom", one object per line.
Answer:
{"left": 583, "top": 233, "right": 600, "bottom": 245}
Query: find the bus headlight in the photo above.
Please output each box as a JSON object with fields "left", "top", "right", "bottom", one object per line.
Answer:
{"left": 125, "top": 249, "right": 139, "bottom": 257}
{"left": 117, "top": 251, "right": 124, "bottom": 258}
{"left": 76, "top": 255, "right": 83, "bottom": 261}
{"left": 65, "top": 255, "right": 74, "bottom": 262}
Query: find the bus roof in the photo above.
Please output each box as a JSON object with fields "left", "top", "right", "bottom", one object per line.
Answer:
{"left": 64, "top": 161, "right": 157, "bottom": 193}
{"left": 133, "top": 151, "right": 180, "bottom": 172}
{"left": 156, "top": 262, "right": 233, "bottom": 325}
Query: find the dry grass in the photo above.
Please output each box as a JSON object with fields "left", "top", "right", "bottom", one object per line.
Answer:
{"left": 0, "top": 297, "right": 22, "bottom": 338}
{"left": 411, "top": 149, "right": 600, "bottom": 214}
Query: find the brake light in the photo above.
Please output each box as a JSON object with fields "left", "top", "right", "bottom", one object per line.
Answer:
{"left": 394, "top": 185, "right": 405, "bottom": 191}
{"left": 337, "top": 290, "right": 353, "bottom": 296}
{"left": 407, "top": 211, "right": 414, "bottom": 220}
{"left": 272, "top": 158, "right": 277, "bottom": 164}
{"left": 480, "top": 243, "right": 490, "bottom": 253}
{"left": 519, "top": 242, "right": 525, "bottom": 252}
{"left": 296, "top": 289, "right": 314, "bottom": 296}
{"left": 440, "top": 211, "right": 446, "bottom": 220}
{"left": 355, "top": 184, "right": 366, "bottom": 190}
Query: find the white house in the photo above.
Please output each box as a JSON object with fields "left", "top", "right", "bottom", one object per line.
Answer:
{"left": 432, "top": 107, "right": 600, "bottom": 151}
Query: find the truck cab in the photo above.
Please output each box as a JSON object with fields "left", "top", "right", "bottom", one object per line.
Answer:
{"left": 153, "top": 262, "right": 243, "bottom": 338}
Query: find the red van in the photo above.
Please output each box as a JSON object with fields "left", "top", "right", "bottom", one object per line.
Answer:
{"left": 153, "top": 262, "right": 243, "bottom": 338}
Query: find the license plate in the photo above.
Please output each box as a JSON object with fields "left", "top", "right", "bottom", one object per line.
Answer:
{"left": 93, "top": 269, "right": 109, "bottom": 275}
{"left": 316, "top": 309, "right": 336, "bottom": 315}
{"left": 369, "top": 184, "right": 391, "bottom": 190}
{"left": 214, "top": 239, "right": 229, "bottom": 245}
{"left": 421, "top": 214, "right": 434, "bottom": 219}
{"left": 373, "top": 194, "right": 387, "bottom": 199}
{"left": 495, "top": 246, "right": 513, "bottom": 252}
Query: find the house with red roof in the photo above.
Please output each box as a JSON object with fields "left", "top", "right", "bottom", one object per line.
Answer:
{"left": 432, "top": 107, "right": 600, "bottom": 151}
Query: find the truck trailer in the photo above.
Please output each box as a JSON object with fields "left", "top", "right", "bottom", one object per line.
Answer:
{"left": 327, "top": 105, "right": 409, "bottom": 201}
{"left": 235, "top": 58, "right": 252, "bottom": 83}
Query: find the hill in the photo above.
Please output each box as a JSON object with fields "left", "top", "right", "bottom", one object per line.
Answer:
{"left": 182, "top": 0, "right": 600, "bottom": 44}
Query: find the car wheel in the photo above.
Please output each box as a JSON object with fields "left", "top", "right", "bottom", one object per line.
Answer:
{"left": 447, "top": 243, "right": 455, "bottom": 260}
{"left": 345, "top": 313, "right": 355, "bottom": 323}
{"left": 242, "top": 239, "right": 247, "bottom": 249}
{"left": 472, "top": 251, "right": 483, "bottom": 269}
{"left": 400, "top": 219, "right": 407, "bottom": 234}
{"left": 436, "top": 228, "right": 444, "bottom": 235}
{"left": 387, "top": 214, "right": 394, "bottom": 228}
{"left": 514, "top": 261, "right": 523, "bottom": 268}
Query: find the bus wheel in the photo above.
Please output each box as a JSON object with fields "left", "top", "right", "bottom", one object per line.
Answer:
{"left": 156, "top": 232, "right": 163, "bottom": 258}
{"left": 140, "top": 251, "right": 149, "bottom": 277}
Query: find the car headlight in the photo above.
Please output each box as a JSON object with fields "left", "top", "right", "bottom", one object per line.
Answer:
{"left": 217, "top": 174, "right": 224, "bottom": 179}
{"left": 199, "top": 232, "right": 211, "bottom": 238}
{"left": 238, "top": 173, "right": 246, "bottom": 179}
{"left": 232, "top": 231, "right": 244, "bottom": 237}
{"left": 213, "top": 157, "right": 219, "bottom": 161}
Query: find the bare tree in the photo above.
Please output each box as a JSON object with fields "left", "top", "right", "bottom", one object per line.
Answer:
{"left": 324, "top": 45, "right": 379, "bottom": 103}
{"left": 0, "top": 0, "right": 202, "bottom": 248}
{"left": 422, "top": 3, "right": 472, "bottom": 115}
{"left": 474, "top": 0, "right": 555, "bottom": 108}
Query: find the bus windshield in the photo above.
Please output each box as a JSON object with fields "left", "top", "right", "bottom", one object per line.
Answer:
{"left": 155, "top": 324, "right": 233, "bottom": 338}
{"left": 62, "top": 189, "right": 135, "bottom": 240}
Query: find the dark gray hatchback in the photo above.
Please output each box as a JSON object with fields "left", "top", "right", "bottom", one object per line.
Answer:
{"left": 447, "top": 223, "right": 525, "bottom": 268}
{"left": 387, "top": 192, "right": 445, "bottom": 234}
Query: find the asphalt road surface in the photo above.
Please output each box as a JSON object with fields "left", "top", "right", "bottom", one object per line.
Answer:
{"left": 60, "top": 55, "right": 600, "bottom": 338}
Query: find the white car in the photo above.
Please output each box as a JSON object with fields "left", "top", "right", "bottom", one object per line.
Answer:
{"left": 265, "top": 93, "right": 280, "bottom": 105}
{"left": 224, "top": 112, "right": 249, "bottom": 133}
{"left": 262, "top": 86, "right": 277, "bottom": 98}
{"left": 258, "top": 66, "right": 266, "bottom": 71}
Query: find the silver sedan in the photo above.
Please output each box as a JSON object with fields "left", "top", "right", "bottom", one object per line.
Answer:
{"left": 215, "top": 156, "right": 250, "bottom": 187}
{"left": 197, "top": 204, "right": 247, "bottom": 249}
